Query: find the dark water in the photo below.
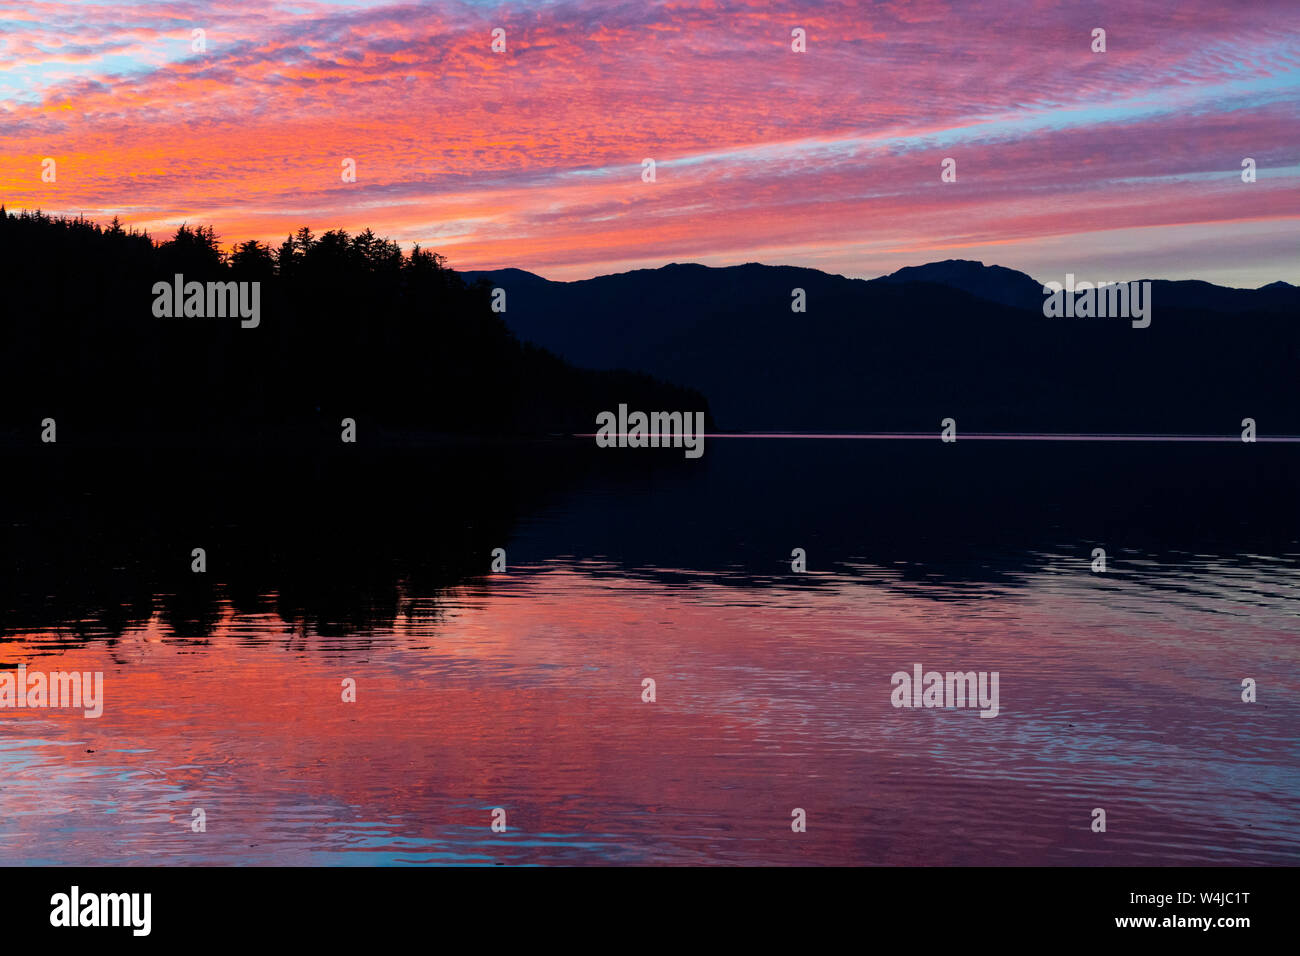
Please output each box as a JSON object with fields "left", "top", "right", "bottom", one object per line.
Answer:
{"left": 1, "top": 438, "right": 1297, "bottom": 864}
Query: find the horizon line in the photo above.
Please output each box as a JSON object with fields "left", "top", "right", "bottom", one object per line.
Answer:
{"left": 442, "top": 258, "right": 1300, "bottom": 291}
{"left": 579, "top": 432, "right": 1300, "bottom": 443}
{"left": 4, "top": 205, "right": 1296, "bottom": 293}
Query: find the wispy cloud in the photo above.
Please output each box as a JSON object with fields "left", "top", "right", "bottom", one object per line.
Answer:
{"left": 2, "top": 0, "right": 1297, "bottom": 284}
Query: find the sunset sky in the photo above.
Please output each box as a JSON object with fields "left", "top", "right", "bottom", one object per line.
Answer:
{"left": 2, "top": 0, "right": 1297, "bottom": 285}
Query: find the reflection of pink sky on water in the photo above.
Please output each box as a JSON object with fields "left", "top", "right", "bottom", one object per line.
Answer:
{"left": 1, "top": 565, "right": 1297, "bottom": 865}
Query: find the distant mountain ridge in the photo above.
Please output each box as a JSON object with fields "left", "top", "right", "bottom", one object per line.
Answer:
{"left": 875, "top": 260, "right": 1047, "bottom": 311}
{"left": 465, "top": 259, "right": 1299, "bottom": 317}
{"left": 461, "top": 259, "right": 1299, "bottom": 433}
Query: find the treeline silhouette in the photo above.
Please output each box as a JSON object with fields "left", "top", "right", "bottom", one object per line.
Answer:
{"left": 0, "top": 207, "right": 707, "bottom": 443}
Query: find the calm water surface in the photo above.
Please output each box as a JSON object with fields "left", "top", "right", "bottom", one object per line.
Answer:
{"left": 2, "top": 440, "right": 1297, "bottom": 864}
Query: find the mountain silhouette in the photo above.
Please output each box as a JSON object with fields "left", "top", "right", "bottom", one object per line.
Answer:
{"left": 463, "top": 260, "right": 1299, "bottom": 433}
{"left": 6, "top": 201, "right": 1292, "bottom": 440}
{"left": 875, "top": 259, "right": 1046, "bottom": 311}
